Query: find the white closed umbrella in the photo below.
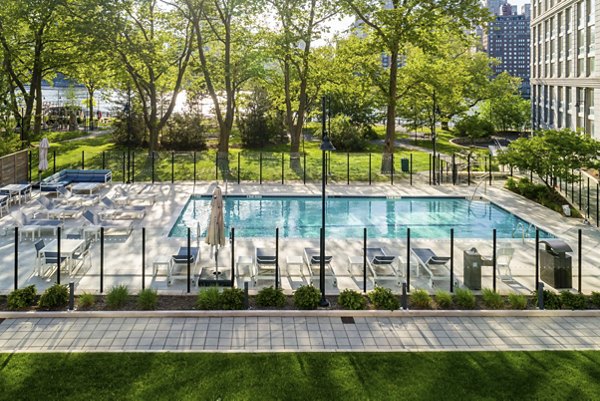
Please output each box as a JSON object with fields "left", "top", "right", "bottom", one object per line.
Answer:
{"left": 205, "top": 185, "right": 225, "bottom": 278}
{"left": 39, "top": 137, "right": 49, "bottom": 171}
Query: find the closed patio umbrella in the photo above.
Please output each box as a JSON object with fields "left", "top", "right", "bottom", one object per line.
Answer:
{"left": 205, "top": 185, "right": 225, "bottom": 278}
{"left": 38, "top": 137, "right": 50, "bottom": 190}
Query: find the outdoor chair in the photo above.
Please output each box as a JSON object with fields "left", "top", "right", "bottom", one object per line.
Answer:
{"left": 168, "top": 246, "right": 200, "bottom": 285}
{"left": 11, "top": 211, "right": 63, "bottom": 241}
{"left": 56, "top": 187, "right": 100, "bottom": 206}
{"left": 253, "top": 247, "right": 279, "bottom": 286}
{"left": 364, "top": 247, "right": 403, "bottom": 287}
{"left": 113, "top": 186, "right": 156, "bottom": 206}
{"left": 0, "top": 195, "right": 9, "bottom": 217}
{"left": 82, "top": 210, "right": 133, "bottom": 237}
{"left": 34, "top": 196, "right": 82, "bottom": 220}
{"left": 34, "top": 239, "right": 45, "bottom": 275}
{"left": 98, "top": 197, "right": 146, "bottom": 220}
{"left": 496, "top": 247, "right": 515, "bottom": 281}
{"left": 411, "top": 248, "right": 452, "bottom": 289}
{"left": 304, "top": 247, "right": 336, "bottom": 287}
{"left": 38, "top": 251, "right": 68, "bottom": 278}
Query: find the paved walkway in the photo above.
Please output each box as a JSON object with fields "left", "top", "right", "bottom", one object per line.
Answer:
{"left": 1, "top": 315, "right": 600, "bottom": 352}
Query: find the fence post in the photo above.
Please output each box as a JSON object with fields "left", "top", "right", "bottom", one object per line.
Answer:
{"left": 303, "top": 153, "right": 306, "bottom": 185}
{"left": 122, "top": 152, "right": 126, "bottom": 183}
{"left": 402, "top": 282, "right": 408, "bottom": 310}
{"left": 493, "top": 228, "right": 497, "bottom": 292}
{"left": 171, "top": 152, "right": 175, "bottom": 183}
{"left": 439, "top": 154, "right": 442, "bottom": 185}
{"left": 141, "top": 228, "right": 146, "bottom": 290}
{"left": 450, "top": 228, "right": 454, "bottom": 293}
{"left": 259, "top": 153, "right": 263, "bottom": 185}
{"left": 231, "top": 228, "right": 235, "bottom": 287}
{"left": 406, "top": 228, "right": 411, "bottom": 292}
{"left": 275, "top": 227, "right": 279, "bottom": 290}
{"left": 192, "top": 151, "right": 196, "bottom": 184}
{"left": 187, "top": 228, "right": 191, "bottom": 294}
{"left": 452, "top": 154, "right": 456, "bottom": 185}
{"left": 69, "top": 282, "right": 74, "bottom": 311}
{"left": 281, "top": 153, "right": 284, "bottom": 185}
{"left": 537, "top": 282, "right": 544, "bottom": 309}
{"left": 14, "top": 227, "right": 18, "bottom": 290}
{"left": 28, "top": 151, "right": 32, "bottom": 182}
{"left": 579, "top": 170, "right": 582, "bottom": 208}
{"left": 363, "top": 228, "right": 367, "bottom": 293}
{"left": 578, "top": 229, "right": 582, "bottom": 293}
{"left": 215, "top": 153, "right": 218, "bottom": 181}
{"left": 57, "top": 227, "right": 61, "bottom": 285}
{"left": 597, "top": 183, "right": 599, "bottom": 227}
{"left": 152, "top": 152, "right": 156, "bottom": 184}
{"left": 488, "top": 155, "right": 492, "bottom": 186}
{"left": 410, "top": 153, "right": 413, "bottom": 186}
{"left": 102, "top": 151, "right": 106, "bottom": 170}
{"left": 347, "top": 153, "right": 350, "bottom": 185}
{"left": 237, "top": 153, "right": 240, "bottom": 185}
{"left": 535, "top": 229, "right": 539, "bottom": 289}
{"left": 368, "top": 153, "right": 372, "bottom": 185}
{"left": 390, "top": 153, "right": 394, "bottom": 185}
{"left": 81, "top": 150, "right": 85, "bottom": 170}
{"left": 100, "top": 228, "right": 104, "bottom": 293}
{"left": 428, "top": 154, "right": 432, "bottom": 185}
{"left": 587, "top": 177, "right": 590, "bottom": 218}
{"left": 132, "top": 151, "right": 135, "bottom": 183}
{"left": 53, "top": 150, "right": 56, "bottom": 173}
{"left": 467, "top": 153, "right": 471, "bottom": 186}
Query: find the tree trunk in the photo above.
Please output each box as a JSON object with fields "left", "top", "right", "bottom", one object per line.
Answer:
{"left": 441, "top": 120, "right": 449, "bottom": 131}
{"left": 88, "top": 87, "right": 95, "bottom": 131}
{"left": 381, "top": 48, "right": 399, "bottom": 173}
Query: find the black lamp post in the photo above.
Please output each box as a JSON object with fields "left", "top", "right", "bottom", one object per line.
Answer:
{"left": 319, "top": 95, "right": 335, "bottom": 307}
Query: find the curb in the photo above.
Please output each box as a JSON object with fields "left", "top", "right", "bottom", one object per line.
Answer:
{"left": 2, "top": 309, "right": 600, "bottom": 319}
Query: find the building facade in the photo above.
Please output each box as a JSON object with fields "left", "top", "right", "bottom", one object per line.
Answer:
{"left": 484, "top": 4, "right": 531, "bottom": 98}
{"left": 531, "top": 0, "right": 598, "bottom": 137}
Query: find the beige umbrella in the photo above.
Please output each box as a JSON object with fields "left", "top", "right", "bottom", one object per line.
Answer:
{"left": 38, "top": 137, "right": 50, "bottom": 191}
{"left": 205, "top": 185, "right": 225, "bottom": 278}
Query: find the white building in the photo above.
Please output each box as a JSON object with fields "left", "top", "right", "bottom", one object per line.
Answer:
{"left": 531, "top": 0, "right": 598, "bottom": 137}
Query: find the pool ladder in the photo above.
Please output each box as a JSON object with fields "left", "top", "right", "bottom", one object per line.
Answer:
{"left": 512, "top": 222, "right": 533, "bottom": 243}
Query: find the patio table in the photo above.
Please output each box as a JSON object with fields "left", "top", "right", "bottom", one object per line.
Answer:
{"left": 71, "top": 182, "right": 102, "bottom": 195}
{"left": 0, "top": 183, "right": 32, "bottom": 205}
{"left": 39, "top": 239, "right": 85, "bottom": 276}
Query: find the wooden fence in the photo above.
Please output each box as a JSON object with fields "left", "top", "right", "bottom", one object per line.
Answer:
{"left": 0, "top": 149, "right": 29, "bottom": 186}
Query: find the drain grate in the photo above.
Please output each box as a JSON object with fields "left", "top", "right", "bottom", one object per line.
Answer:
{"left": 341, "top": 317, "right": 355, "bottom": 324}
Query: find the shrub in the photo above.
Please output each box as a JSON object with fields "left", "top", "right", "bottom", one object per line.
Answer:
{"left": 38, "top": 284, "right": 69, "bottom": 309}
{"left": 106, "top": 285, "right": 129, "bottom": 309}
{"left": 368, "top": 286, "right": 399, "bottom": 310}
{"left": 77, "top": 292, "right": 95, "bottom": 310}
{"left": 239, "top": 86, "right": 286, "bottom": 148}
{"left": 7, "top": 285, "right": 37, "bottom": 310}
{"left": 256, "top": 286, "right": 286, "bottom": 308}
{"left": 560, "top": 291, "right": 587, "bottom": 310}
{"left": 328, "top": 115, "right": 369, "bottom": 152}
{"left": 532, "top": 289, "right": 562, "bottom": 309}
{"left": 161, "top": 113, "right": 208, "bottom": 151}
{"left": 590, "top": 291, "right": 600, "bottom": 308}
{"left": 435, "top": 290, "right": 453, "bottom": 309}
{"left": 508, "top": 293, "right": 528, "bottom": 310}
{"left": 338, "top": 289, "right": 367, "bottom": 310}
{"left": 454, "top": 288, "right": 476, "bottom": 309}
{"left": 481, "top": 288, "right": 504, "bottom": 309}
{"left": 196, "top": 287, "right": 222, "bottom": 310}
{"left": 137, "top": 288, "right": 158, "bottom": 310}
{"left": 293, "top": 285, "right": 321, "bottom": 310}
{"left": 410, "top": 289, "right": 432, "bottom": 309}
{"left": 221, "top": 288, "right": 244, "bottom": 310}
{"left": 454, "top": 114, "right": 495, "bottom": 143}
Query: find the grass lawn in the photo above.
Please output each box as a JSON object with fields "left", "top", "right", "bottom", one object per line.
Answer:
{"left": 1, "top": 351, "right": 599, "bottom": 400}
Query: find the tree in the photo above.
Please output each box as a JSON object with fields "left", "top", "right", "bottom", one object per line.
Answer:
{"left": 339, "top": 0, "right": 489, "bottom": 171}
{"left": 479, "top": 74, "right": 531, "bottom": 133}
{"left": 454, "top": 114, "right": 495, "bottom": 143}
{"left": 498, "top": 129, "right": 600, "bottom": 189}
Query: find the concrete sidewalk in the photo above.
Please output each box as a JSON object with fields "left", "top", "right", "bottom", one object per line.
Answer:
{"left": 1, "top": 315, "right": 600, "bottom": 353}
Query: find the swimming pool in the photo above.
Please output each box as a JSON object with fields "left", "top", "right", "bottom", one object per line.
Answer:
{"left": 169, "top": 196, "right": 552, "bottom": 239}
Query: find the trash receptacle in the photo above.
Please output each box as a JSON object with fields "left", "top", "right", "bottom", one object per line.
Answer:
{"left": 539, "top": 239, "right": 573, "bottom": 289}
{"left": 401, "top": 158, "right": 409, "bottom": 173}
{"left": 463, "top": 248, "right": 492, "bottom": 289}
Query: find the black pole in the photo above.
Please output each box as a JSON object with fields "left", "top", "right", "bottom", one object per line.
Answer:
{"left": 368, "top": 153, "right": 372, "bottom": 185}
{"left": 122, "top": 152, "right": 125, "bottom": 183}
{"left": 452, "top": 153, "right": 456, "bottom": 185}
{"left": 215, "top": 153, "right": 218, "bottom": 181}
{"left": 406, "top": 228, "right": 411, "bottom": 292}
{"left": 439, "top": 154, "right": 442, "bottom": 185}
{"left": 578, "top": 229, "right": 582, "bottom": 293}
{"left": 303, "top": 153, "right": 306, "bottom": 185}
{"left": 347, "top": 153, "right": 349, "bottom": 185}
{"left": 231, "top": 228, "right": 235, "bottom": 287}
{"left": 579, "top": 170, "right": 582, "bottom": 208}
{"left": 275, "top": 227, "right": 279, "bottom": 290}
{"left": 192, "top": 151, "right": 196, "bottom": 184}
{"left": 171, "top": 152, "right": 175, "bottom": 183}
{"left": 57, "top": 227, "right": 61, "bottom": 285}
{"left": 596, "top": 183, "right": 599, "bottom": 227}
{"left": 152, "top": 152, "right": 156, "bottom": 183}
{"left": 363, "top": 228, "right": 367, "bottom": 293}
{"left": 428, "top": 154, "right": 432, "bottom": 185}
{"left": 493, "top": 229, "right": 497, "bottom": 292}
{"left": 100, "top": 227, "right": 104, "bottom": 293}
{"left": 410, "top": 153, "right": 413, "bottom": 186}
{"left": 237, "top": 153, "right": 240, "bottom": 185}
{"left": 53, "top": 150, "right": 56, "bottom": 173}
{"left": 102, "top": 151, "right": 106, "bottom": 170}
{"left": 320, "top": 95, "right": 328, "bottom": 307}
{"left": 81, "top": 150, "right": 85, "bottom": 170}
{"left": 587, "top": 177, "right": 590, "bottom": 218}
{"left": 467, "top": 153, "right": 471, "bottom": 186}
{"left": 14, "top": 227, "right": 18, "bottom": 290}
{"left": 187, "top": 228, "right": 191, "bottom": 294}
{"left": 28, "top": 151, "right": 32, "bottom": 182}
{"left": 450, "top": 228, "right": 454, "bottom": 293}
{"left": 142, "top": 228, "right": 145, "bottom": 290}
{"left": 535, "top": 229, "right": 539, "bottom": 289}
{"left": 126, "top": 148, "right": 131, "bottom": 183}
{"left": 390, "top": 153, "right": 394, "bottom": 185}
{"left": 489, "top": 155, "right": 492, "bottom": 186}
{"left": 281, "top": 153, "right": 284, "bottom": 185}
{"left": 260, "top": 153, "right": 263, "bottom": 185}
{"left": 132, "top": 151, "right": 135, "bottom": 183}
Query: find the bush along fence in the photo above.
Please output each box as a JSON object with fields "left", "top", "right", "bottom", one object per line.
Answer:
{"left": 27, "top": 149, "right": 508, "bottom": 186}
{"left": 5, "top": 225, "right": 596, "bottom": 302}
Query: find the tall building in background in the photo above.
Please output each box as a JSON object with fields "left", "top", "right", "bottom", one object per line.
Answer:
{"left": 531, "top": 0, "right": 598, "bottom": 137}
{"left": 483, "top": 3, "right": 531, "bottom": 98}
{"left": 487, "top": 0, "right": 508, "bottom": 15}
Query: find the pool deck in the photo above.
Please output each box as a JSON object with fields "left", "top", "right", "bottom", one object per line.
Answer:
{"left": 0, "top": 181, "right": 599, "bottom": 295}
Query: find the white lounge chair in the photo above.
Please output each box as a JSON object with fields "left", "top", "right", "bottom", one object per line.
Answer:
{"left": 411, "top": 248, "right": 451, "bottom": 289}
{"left": 304, "top": 247, "right": 336, "bottom": 287}
{"left": 98, "top": 197, "right": 146, "bottom": 220}
{"left": 113, "top": 186, "right": 156, "bottom": 206}
{"left": 11, "top": 211, "right": 63, "bottom": 241}
{"left": 253, "top": 247, "right": 279, "bottom": 285}
{"left": 34, "top": 196, "right": 82, "bottom": 220}
{"left": 83, "top": 210, "right": 133, "bottom": 237}
{"left": 365, "top": 247, "right": 403, "bottom": 287}
{"left": 168, "top": 246, "right": 200, "bottom": 285}
{"left": 56, "top": 187, "right": 100, "bottom": 206}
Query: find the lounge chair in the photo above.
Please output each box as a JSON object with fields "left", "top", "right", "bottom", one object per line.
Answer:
{"left": 113, "top": 186, "right": 156, "bottom": 206}
{"left": 56, "top": 187, "right": 100, "bottom": 206}
{"left": 496, "top": 247, "right": 515, "bottom": 281}
{"left": 304, "top": 247, "right": 336, "bottom": 287}
{"left": 411, "top": 248, "right": 451, "bottom": 288}
{"left": 0, "top": 195, "right": 9, "bottom": 217}
{"left": 168, "top": 246, "right": 200, "bottom": 285}
{"left": 11, "top": 211, "right": 63, "bottom": 241}
{"left": 365, "top": 247, "right": 403, "bottom": 287}
{"left": 34, "top": 196, "right": 82, "bottom": 220}
{"left": 82, "top": 210, "right": 133, "bottom": 237}
{"left": 98, "top": 197, "right": 146, "bottom": 220}
{"left": 253, "top": 247, "right": 279, "bottom": 285}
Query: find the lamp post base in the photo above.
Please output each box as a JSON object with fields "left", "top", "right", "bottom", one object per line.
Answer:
{"left": 319, "top": 296, "right": 330, "bottom": 308}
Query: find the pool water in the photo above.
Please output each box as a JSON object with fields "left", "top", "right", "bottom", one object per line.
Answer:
{"left": 169, "top": 196, "right": 552, "bottom": 239}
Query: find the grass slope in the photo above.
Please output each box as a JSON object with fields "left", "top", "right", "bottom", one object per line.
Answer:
{"left": 1, "top": 351, "right": 599, "bottom": 400}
